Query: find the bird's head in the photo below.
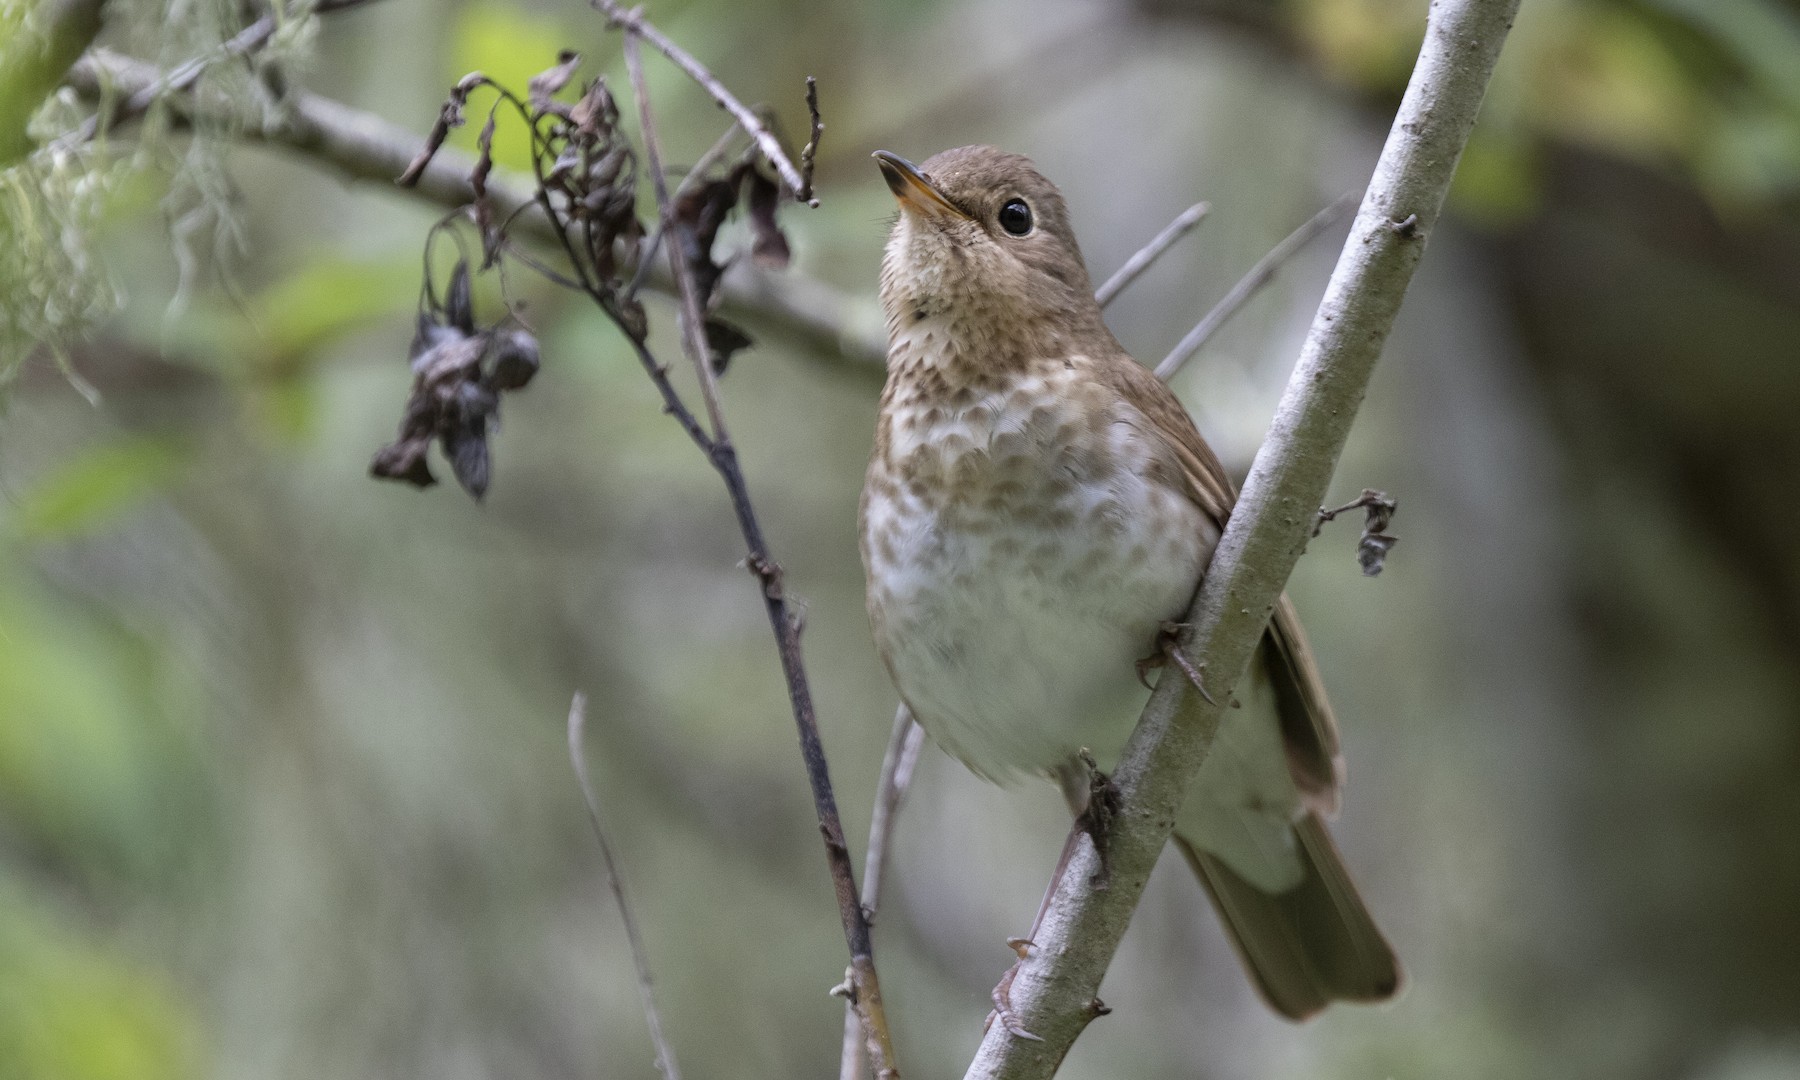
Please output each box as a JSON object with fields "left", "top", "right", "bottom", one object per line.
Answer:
{"left": 874, "top": 146, "right": 1104, "bottom": 358}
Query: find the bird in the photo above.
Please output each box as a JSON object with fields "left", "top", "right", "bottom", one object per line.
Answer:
{"left": 858, "top": 144, "right": 1400, "bottom": 1021}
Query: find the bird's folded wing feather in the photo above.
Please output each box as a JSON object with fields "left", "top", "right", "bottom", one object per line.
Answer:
{"left": 1096, "top": 351, "right": 1345, "bottom": 813}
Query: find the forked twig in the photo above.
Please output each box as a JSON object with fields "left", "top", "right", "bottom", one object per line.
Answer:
{"left": 594, "top": 0, "right": 816, "bottom": 203}
{"left": 621, "top": 31, "right": 900, "bottom": 1080}
{"left": 567, "top": 693, "right": 684, "bottom": 1080}
{"left": 1093, "top": 201, "right": 1209, "bottom": 308}
{"left": 1154, "top": 190, "right": 1357, "bottom": 381}
{"left": 840, "top": 706, "right": 926, "bottom": 1080}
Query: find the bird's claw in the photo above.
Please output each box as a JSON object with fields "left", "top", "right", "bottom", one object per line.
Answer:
{"left": 985, "top": 949, "right": 1044, "bottom": 1042}
{"left": 1134, "top": 620, "right": 1216, "bottom": 704}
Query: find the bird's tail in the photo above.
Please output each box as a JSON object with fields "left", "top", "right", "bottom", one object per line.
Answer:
{"left": 1174, "top": 812, "right": 1401, "bottom": 1021}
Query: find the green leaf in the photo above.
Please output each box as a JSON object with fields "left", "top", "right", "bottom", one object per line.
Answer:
{"left": 11, "top": 438, "right": 186, "bottom": 540}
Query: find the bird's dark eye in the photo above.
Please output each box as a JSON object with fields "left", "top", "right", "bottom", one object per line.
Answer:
{"left": 997, "top": 199, "right": 1033, "bottom": 236}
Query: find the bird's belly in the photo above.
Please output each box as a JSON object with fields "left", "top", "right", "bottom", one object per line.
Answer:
{"left": 865, "top": 466, "right": 1210, "bottom": 781}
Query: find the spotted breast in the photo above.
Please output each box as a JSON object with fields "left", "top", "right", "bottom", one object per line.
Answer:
{"left": 860, "top": 319, "right": 1213, "bottom": 782}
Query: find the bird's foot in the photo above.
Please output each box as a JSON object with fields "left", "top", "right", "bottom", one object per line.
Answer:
{"left": 983, "top": 938, "right": 1043, "bottom": 1042}
{"left": 1134, "top": 620, "right": 1216, "bottom": 704}
{"left": 1072, "top": 749, "right": 1120, "bottom": 889}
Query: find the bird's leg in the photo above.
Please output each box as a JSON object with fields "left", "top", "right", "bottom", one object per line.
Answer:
{"left": 985, "top": 753, "right": 1119, "bottom": 1041}
{"left": 984, "top": 827, "right": 1077, "bottom": 1043}
{"left": 1070, "top": 749, "right": 1120, "bottom": 889}
{"left": 1134, "top": 619, "right": 1216, "bottom": 704}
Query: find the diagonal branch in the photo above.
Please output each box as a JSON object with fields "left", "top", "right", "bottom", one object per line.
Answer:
{"left": 962, "top": 0, "right": 1522, "bottom": 1075}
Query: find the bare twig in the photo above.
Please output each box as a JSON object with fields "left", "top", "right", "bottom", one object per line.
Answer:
{"left": 1314, "top": 488, "right": 1399, "bottom": 576}
{"left": 567, "top": 693, "right": 684, "bottom": 1080}
{"left": 798, "top": 75, "right": 823, "bottom": 204}
{"left": 862, "top": 706, "right": 926, "bottom": 920}
{"left": 840, "top": 706, "right": 926, "bottom": 1080}
{"left": 964, "top": 0, "right": 1522, "bottom": 1075}
{"left": 1153, "top": 190, "right": 1357, "bottom": 381}
{"left": 1093, "top": 201, "right": 1209, "bottom": 308}
{"left": 593, "top": 0, "right": 815, "bottom": 204}
{"left": 621, "top": 32, "right": 899, "bottom": 1080}
{"left": 61, "top": 51, "right": 889, "bottom": 367}
{"left": 626, "top": 35, "right": 727, "bottom": 436}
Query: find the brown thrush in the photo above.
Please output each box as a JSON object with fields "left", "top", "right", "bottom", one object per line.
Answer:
{"left": 859, "top": 145, "right": 1400, "bottom": 1020}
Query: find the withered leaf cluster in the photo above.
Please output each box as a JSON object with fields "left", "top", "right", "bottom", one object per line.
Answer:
{"left": 536, "top": 56, "right": 644, "bottom": 288}
{"left": 370, "top": 261, "right": 539, "bottom": 499}
{"left": 1314, "top": 489, "right": 1399, "bottom": 576}
{"left": 673, "top": 159, "right": 791, "bottom": 373}
{"left": 379, "top": 50, "right": 807, "bottom": 498}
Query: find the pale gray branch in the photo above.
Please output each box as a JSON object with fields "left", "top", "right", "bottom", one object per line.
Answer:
{"left": 840, "top": 705, "right": 926, "bottom": 1080}
{"left": 1093, "top": 201, "right": 1209, "bottom": 309}
{"left": 963, "top": 1, "right": 1522, "bottom": 1076}
{"left": 1153, "top": 190, "right": 1356, "bottom": 381}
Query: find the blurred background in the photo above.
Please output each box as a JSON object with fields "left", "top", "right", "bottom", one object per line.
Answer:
{"left": 4, "top": 0, "right": 1800, "bottom": 1077}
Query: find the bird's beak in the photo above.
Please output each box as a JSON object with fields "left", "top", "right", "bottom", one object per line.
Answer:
{"left": 874, "top": 151, "right": 965, "bottom": 220}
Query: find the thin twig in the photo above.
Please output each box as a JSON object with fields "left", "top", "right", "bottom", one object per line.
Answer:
{"left": 594, "top": 0, "right": 814, "bottom": 204}
{"left": 625, "top": 34, "right": 727, "bottom": 438}
{"left": 567, "top": 693, "right": 684, "bottom": 1080}
{"left": 1154, "top": 190, "right": 1357, "bottom": 381}
{"left": 798, "top": 75, "right": 823, "bottom": 204}
{"left": 1093, "top": 201, "right": 1209, "bottom": 308}
{"left": 840, "top": 706, "right": 926, "bottom": 1080}
{"left": 964, "top": 0, "right": 1522, "bottom": 1075}
{"left": 621, "top": 31, "right": 900, "bottom": 1080}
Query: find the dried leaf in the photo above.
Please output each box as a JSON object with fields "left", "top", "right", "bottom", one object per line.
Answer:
{"left": 569, "top": 77, "right": 619, "bottom": 138}
{"left": 370, "top": 436, "right": 437, "bottom": 488}
{"left": 445, "top": 260, "right": 474, "bottom": 333}
{"left": 673, "top": 178, "right": 738, "bottom": 304}
{"left": 487, "top": 327, "right": 540, "bottom": 390}
{"left": 529, "top": 50, "right": 582, "bottom": 111}
{"left": 471, "top": 109, "right": 497, "bottom": 199}
{"left": 744, "top": 167, "right": 790, "bottom": 269}
{"left": 398, "top": 72, "right": 485, "bottom": 187}
{"left": 442, "top": 424, "right": 491, "bottom": 499}
{"left": 1358, "top": 532, "right": 1398, "bottom": 577}
{"left": 616, "top": 297, "right": 648, "bottom": 342}
{"left": 704, "top": 318, "right": 754, "bottom": 375}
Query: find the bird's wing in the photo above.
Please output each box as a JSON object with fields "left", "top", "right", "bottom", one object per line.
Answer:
{"left": 1095, "top": 352, "right": 1343, "bottom": 812}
